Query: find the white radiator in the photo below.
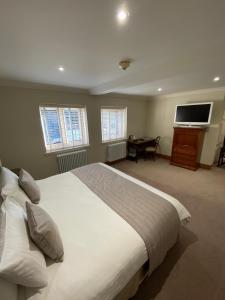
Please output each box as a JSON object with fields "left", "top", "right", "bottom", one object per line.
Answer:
{"left": 57, "top": 150, "right": 88, "bottom": 173}
{"left": 107, "top": 142, "right": 127, "bottom": 162}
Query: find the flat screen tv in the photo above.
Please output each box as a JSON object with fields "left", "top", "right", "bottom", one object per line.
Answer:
{"left": 174, "top": 102, "right": 213, "bottom": 126}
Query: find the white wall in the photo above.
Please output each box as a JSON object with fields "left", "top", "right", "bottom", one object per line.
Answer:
{"left": 1, "top": 85, "right": 224, "bottom": 179}
{"left": 146, "top": 89, "right": 225, "bottom": 165}
{"left": 0, "top": 86, "right": 148, "bottom": 179}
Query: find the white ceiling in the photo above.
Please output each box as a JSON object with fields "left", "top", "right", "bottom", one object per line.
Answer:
{"left": 0, "top": 0, "right": 225, "bottom": 96}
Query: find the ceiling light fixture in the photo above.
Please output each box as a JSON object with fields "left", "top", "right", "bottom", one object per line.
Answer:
{"left": 157, "top": 88, "right": 162, "bottom": 92}
{"left": 119, "top": 59, "right": 131, "bottom": 70}
{"left": 213, "top": 76, "right": 220, "bottom": 82}
{"left": 58, "top": 66, "right": 65, "bottom": 72}
{"left": 117, "top": 9, "right": 129, "bottom": 23}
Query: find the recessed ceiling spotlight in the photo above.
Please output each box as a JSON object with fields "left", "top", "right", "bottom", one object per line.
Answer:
{"left": 58, "top": 66, "right": 65, "bottom": 72}
{"left": 213, "top": 76, "right": 220, "bottom": 82}
{"left": 157, "top": 88, "right": 162, "bottom": 92}
{"left": 117, "top": 9, "right": 129, "bottom": 23}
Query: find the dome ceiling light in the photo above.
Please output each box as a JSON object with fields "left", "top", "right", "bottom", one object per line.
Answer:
{"left": 119, "top": 59, "right": 132, "bottom": 70}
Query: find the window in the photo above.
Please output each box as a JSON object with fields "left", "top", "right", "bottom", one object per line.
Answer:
{"left": 40, "top": 106, "right": 89, "bottom": 152}
{"left": 101, "top": 107, "right": 127, "bottom": 142}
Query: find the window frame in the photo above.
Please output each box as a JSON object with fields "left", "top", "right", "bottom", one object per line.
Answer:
{"left": 39, "top": 104, "right": 89, "bottom": 154}
{"left": 100, "top": 106, "right": 127, "bottom": 143}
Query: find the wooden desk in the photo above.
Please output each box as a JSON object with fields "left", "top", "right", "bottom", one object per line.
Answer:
{"left": 127, "top": 138, "right": 155, "bottom": 162}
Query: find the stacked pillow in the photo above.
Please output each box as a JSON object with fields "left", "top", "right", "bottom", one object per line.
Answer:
{"left": 0, "top": 167, "right": 19, "bottom": 201}
{"left": 18, "top": 169, "right": 41, "bottom": 204}
{"left": 0, "top": 166, "right": 64, "bottom": 290}
{"left": 0, "top": 196, "right": 48, "bottom": 288}
{"left": 26, "top": 201, "right": 64, "bottom": 262}
{"left": 0, "top": 167, "right": 48, "bottom": 288}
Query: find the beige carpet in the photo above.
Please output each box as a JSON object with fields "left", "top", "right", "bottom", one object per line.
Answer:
{"left": 113, "top": 158, "right": 225, "bottom": 300}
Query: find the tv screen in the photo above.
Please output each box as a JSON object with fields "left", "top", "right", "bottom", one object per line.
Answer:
{"left": 175, "top": 103, "right": 213, "bottom": 125}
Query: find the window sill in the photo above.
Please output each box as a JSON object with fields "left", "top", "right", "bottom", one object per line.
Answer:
{"left": 44, "top": 144, "right": 90, "bottom": 157}
{"left": 101, "top": 138, "right": 127, "bottom": 145}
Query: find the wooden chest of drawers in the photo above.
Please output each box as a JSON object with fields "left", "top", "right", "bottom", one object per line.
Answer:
{"left": 170, "top": 127, "right": 205, "bottom": 170}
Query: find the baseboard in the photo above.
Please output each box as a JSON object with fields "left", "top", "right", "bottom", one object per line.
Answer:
{"left": 156, "top": 153, "right": 171, "bottom": 160}
{"left": 105, "top": 155, "right": 212, "bottom": 170}
{"left": 199, "top": 163, "right": 212, "bottom": 170}
{"left": 105, "top": 158, "right": 126, "bottom": 165}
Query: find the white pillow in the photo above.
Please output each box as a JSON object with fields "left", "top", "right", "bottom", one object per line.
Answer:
{"left": 0, "top": 166, "right": 31, "bottom": 211}
{"left": 0, "top": 167, "right": 19, "bottom": 200}
{"left": 0, "top": 196, "right": 48, "bottom": 288}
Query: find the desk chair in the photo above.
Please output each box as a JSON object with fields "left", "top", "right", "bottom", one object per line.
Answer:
{"left": 217, "top": 146, "right": 225, "bottom": 167}
{"left": 145, "top": 136, "right": 160, "bottom": 160}
{"left": 217, "top": 136, "right": 225, "bottom": 167}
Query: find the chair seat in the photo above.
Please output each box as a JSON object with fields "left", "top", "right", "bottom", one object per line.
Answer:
{"left": 145, "top": 146, "right": 156, "bottom": 152}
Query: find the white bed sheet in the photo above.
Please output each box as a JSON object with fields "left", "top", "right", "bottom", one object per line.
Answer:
{"left": 22, "top": 163, "right": 190, "bottom": 300}
{"left": 24, "top": 169, "right": 148, "bottom": 300}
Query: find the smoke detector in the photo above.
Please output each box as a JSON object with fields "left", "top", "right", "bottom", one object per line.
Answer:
{"left": 119, "top": 59, "right": 132, "bottom": 70}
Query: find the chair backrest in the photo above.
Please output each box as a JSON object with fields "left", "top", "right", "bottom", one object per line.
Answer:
{"left": 154, "top": 136, "right": 160, "bottom": 148}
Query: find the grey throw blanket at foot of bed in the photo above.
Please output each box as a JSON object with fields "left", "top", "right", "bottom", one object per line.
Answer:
{"left": 71, "top": 163, "right": 180, "bottom": 274}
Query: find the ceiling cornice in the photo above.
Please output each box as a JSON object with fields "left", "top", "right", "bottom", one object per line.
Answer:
{"left": 0, "top": 79, "right": 224, "bottom": 101}
{"left": 0, "top": 79, "right": 89, "bottom": 95}
{"left": 0, "top": 79, "right": 149, "bottom": 100}
{"left": 150, "top": 86, "right": 225, "bottom": 100}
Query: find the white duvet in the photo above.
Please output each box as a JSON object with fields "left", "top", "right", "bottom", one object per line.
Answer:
{"left": 19, "top": 163, "right": 190, "bottom": 300}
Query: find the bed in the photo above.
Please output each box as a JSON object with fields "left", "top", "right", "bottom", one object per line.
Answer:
{"left": 0, "top": 163, "right": 191, "bottom": 300}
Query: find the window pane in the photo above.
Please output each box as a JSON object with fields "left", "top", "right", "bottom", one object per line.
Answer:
{"left": 102, "top": 111, "right": 110, "bottom": 141}
{"left": 116, "top": 111, "right": 123, "bottom": 139}
{"left": 64, "top": 109, "right": 81, "bottom": 143}
{"left": 101, "top": 108, "right": 127, "bottom": 142}
{"left": 110, "top": 111, "right": 116, "bottom": 140}
{"left": 40, "top": 106, "right": 89, "bottom": 152}
{"left": 71, "top": 109, "right": 81, "bottom": 141}
{"left": 41, "top": 108, "right": 61, "bottom": 145}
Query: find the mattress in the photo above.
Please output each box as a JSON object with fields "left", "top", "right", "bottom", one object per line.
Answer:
{"left": 17, "top": 163, "right": 190, "bottom": 300}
